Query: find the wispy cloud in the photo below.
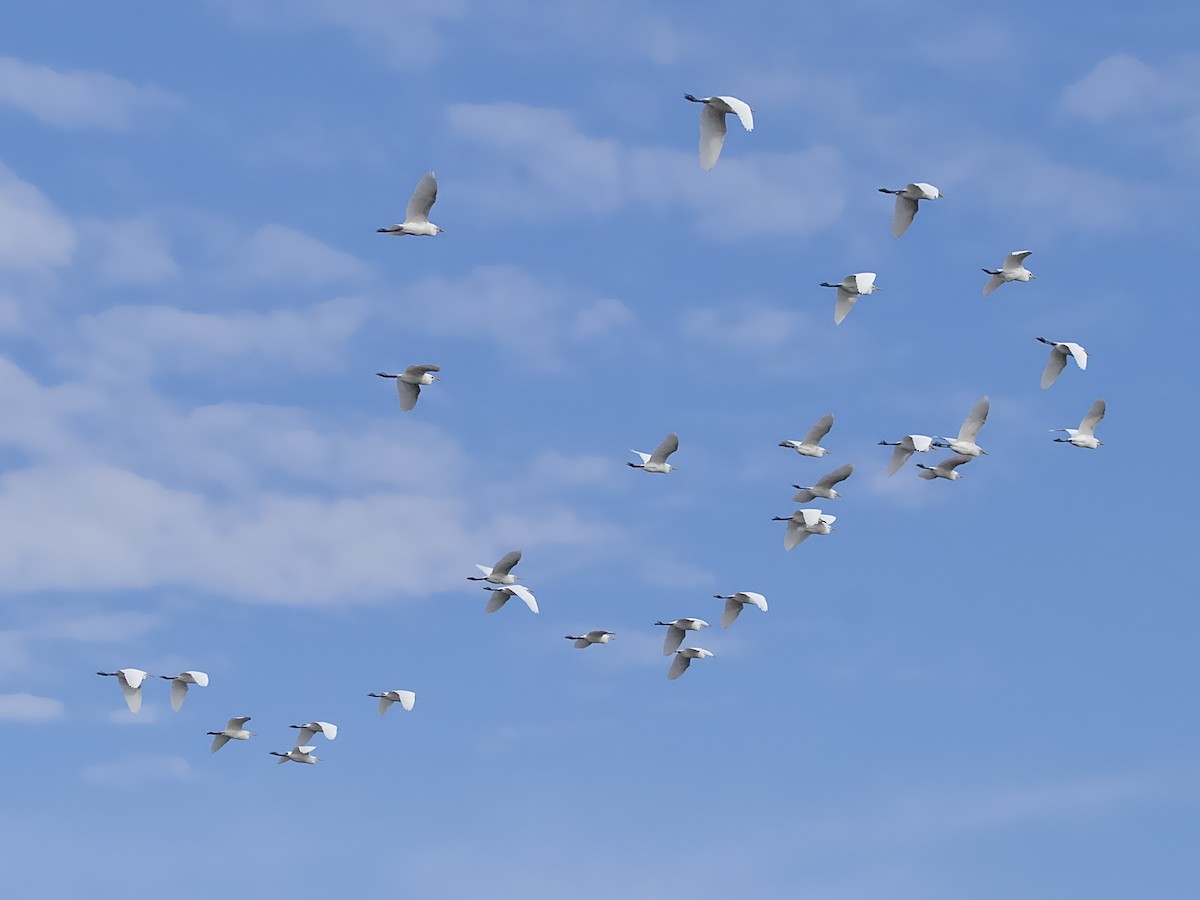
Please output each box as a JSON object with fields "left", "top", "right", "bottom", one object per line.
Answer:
{"left": 82, "top": 754, "right": 190, "bottom": 787}
{"left": 0, "top": 163, "right": 75, "bottom": 270}
{"left": 0, "top": 693, "right": 64, "bottom": 722}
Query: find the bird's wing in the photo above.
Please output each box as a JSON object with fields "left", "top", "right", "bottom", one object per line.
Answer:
{"left": 982, "top": 273, "right": 1004, "bottom": 296}
{"left": 819, "top": 514, "right": 836, "bottom": 525}
{"left": 649, "top": 432, "right": 679, "bottom": 465}
{"left": 629, "top": 450, "right": 652, "bottom": 464}
{"left": 741, "top": 592, "right": 768, "bottom": 612}
{"left": 1064, "top": 343, "right": 1088, "bottom": 370}
{"left": 182, "top": 671, "right": 209, "bottom": 687}
{"left": 698, "top": 104, "right": 728, "bottom": 171}
{"left": 912, "top": 182, "right": 940, "bottom": 198}
{"left": 170, "top": 679, "right": 188, "bottom": 712}
{"left": 396, "top": 691, "right": 416, "bottom": 712}
{"left": 509, "top": 583, "right": 539, "bottom": 614}
{"left": 854, "top": 272, "right": 877, "bottom": 292}
{"left": 918, "top": 468, "right": 937, "bottom": 480}
{"left": 817, "top": 462, "right": 854, "bottom": 489}
{"left": 573, "top": 638, "right": 590, "bottom": 648}
{"left": 716, "top": 96, "right": 754, "bottom": 131}
{"left": 484, "top": 589, "right": 511, "bottom": 613}
{"left": 939, "top": 455, "right": 973, "bottom": 473}
{"left": 276, "top": 754, "right": 290, "bottom": 764}
{"left": 662, "top": 625, "right": 684, "bottom": 656}
{"left": 492, "top": 550, "right": 522, "bottom": 576}
{"left": 1079, "top": 399, "right": 1106, "bottom": 436}
{"left": 396, "top": 379, "right": 420, "bottom": 411}
{"left": 803, "top": 413, "right": 834, "bottom": 446}
{"left": 910, "top": 434, "right": 933, "bottom": 452}
{"left": 834, "top": 287, "right": 857, "bottom": 324}
{"left": 797, "top": 508, "right": 822, "bottom": 527}
{"left": 294, "top": 727, "right": 317, "bottom": 746}
{"left": 667, "top": 653, "right": 692, "bottom": 680}
{"left": 960, "top": 396, "right": 989, "bottom": 441}
{"left": 720, "top": 598, "right": 742, "bottom": 629}
{"left": 892, "top": 195, "right": 919, "bottom": 237}
{"left": 887, "top": 445, "right": 913, "bottom": 476}
{"left": 1005, "top": 250, "right": 1033, "bottom": 269}
{"left": 119, "top": 680, "right": 142, "bottom": 714}
{"left": 227, "top": 716, "right": 251, "bottom": 729}
{"left": 405, "top": 172, "right": 438, "bottom": 224}
{"left": 791, "top": 488, "right": 815, "bottom": 503}
{"left": 403, "top": 364, "right": 440, "bottom": 378}
{"left": 121, "top": 669, "right": 148, "bottom": 689}
{"left": 784, "top": 521, "right": 810, "bottom": 551}
{"left": 377, "top": 696, "right": 394, "bottom": 716}
{"left": 316, "top": 722, "right": 337, "bottom": 740}
{"left": 1041, "top": 347, "right": 1067, "bottom": 389}
{"left": 210, "top": 734, "right": 231, "bottom": 753}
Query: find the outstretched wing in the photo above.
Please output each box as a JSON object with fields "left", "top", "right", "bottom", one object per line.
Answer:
{"left": 1079, "top": 399, "right": 1106, "bottom": 437}
{"left": 1063, "top": 342, "right": 1088, "bottom": 370}
{"left": 667, "top": 653, "right": 692, "bottom": 680}
{"left": 942, "top": 454, "right": 973, "bottom": 472}
{"left": 720, "top": 597, "right": 743, "bottom": 629}
{"left": 887, "top": 445, "right": 913, "bottom": 476}
{"left": 891, "top": 194, "right": 919, "bottom": 237}
{"left": 509, "top": 583, "right": 539, "bottom": 614}
{"left": 1004, "top": 250, "right": 1033, "bottom": 269}
{"left": 959, "top": 396, "right": 990, "bottom": 441}
{"left": 698, "top": 104, "right": 728, "bottom": 171}
{"left": 650, "top": 432, "right": 679, "bottom": 465}
{"left": 1041, "top": 347, "right": 1067, "bottom": 389}
{"left": 405, "top": 172, "right": 438, "bottom": 224}
{"left": 491, "top": 550, "right": 522, "bottom": 577}
{"left": 784, "top": 521, "right": 810, "bottom": 551}
{"left": 403, "top": 364, "right": 440, "bottom": 379}
{"left": 484, "top": 589, "right": 511, "bottom": 613}
{"left": 816, "top": 462, "right": 853, "bottom": 490}
{"left": 662, "top": 625, "right": 684, "bottom": 656}
{"left": 982, "top": 273, "right": 1004, "bottom": 296}
{"left": 377, "top": 696, "right": 394, "bottom": 716}
{"left": 803, "top": 414, "right": 834, "bottom": 446}
{"left": 716, "top": 96, "right": 754, "bottom": 131}
{"left": 170, "top": 679, "right": 189, "bottom": 712}
{"left": 396, "top": 379, "right": 420, "bottom": 411}
{"left": 210, "top": 734, "right": 232, "bottom": 753}
{"left": 834, "top": 287, "right": 858, "bottom": 325}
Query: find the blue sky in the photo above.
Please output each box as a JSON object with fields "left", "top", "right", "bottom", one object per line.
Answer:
{"left": 2, "top": 2, "right": 1198, "bottom": 897}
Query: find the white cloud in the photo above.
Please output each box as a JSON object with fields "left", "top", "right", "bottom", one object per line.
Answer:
{"left": 243, "top": 224, "right": 367, "bottom": 284}
{"left": 80, "top": 217, "right": 178, "bottom": 286}
{"left": 1060, "top": 55, "right": 1185, "bottom": 123}
{"left": 82, "top": 754, "right": 189, "bottom": 787}
{"left": 0, "top": 692, "right": 64, "bottom": 722}
{"left": 0, "top": 56, "right": 181, "bottom": 129}
{"left": 0, "top": 163, "right": 75, "bottom": 270}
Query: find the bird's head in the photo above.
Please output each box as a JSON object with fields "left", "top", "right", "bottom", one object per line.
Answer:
{"left": 829, "top": 489, "right": 841, "bottom": 498}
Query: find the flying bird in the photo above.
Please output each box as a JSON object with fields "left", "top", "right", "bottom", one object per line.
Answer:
{"left": 96, "top": 668, "right": 151, "bottom": 714}
{"left": 878, "top": 183, "right": 943, "bottom": 237}
{"left": 683, "top": 94, "right": 754, "bottom": 171}
{"left": 916, "top": 454, "right": 973, "bottom": 481}
{"left": 482, "top": 585, "right": 539, "bottom": 614}
{"left": 376, "top": 365, "right": 441, "bottom": 411}
{"left": 982, "top": 250, "right": 1036, "bottom": 296}
{"left": 377, "top": 171, "right": 443, "bottom": 236}
{"left": 668, "top": 647, "right": 714, "bottom": 680}
{"left": 290, "top": 721, "right": 337, "bottom": 746}
{"left": 879, "top": 434, "right": 934, "bottom": 476}
{"left": 820, "top": 273, "right": 881, "bottom": 325}
{"left": 271, "top": 746, "right": 319, "bottom": 765}
{"left": 779, "top": 413, "right": 835, "bottom": 457}
{"left": 565, "top": 631, "right": 615, "bottom": 648}
{"left": 714, "top": 592, "right": 768, "bottom": 628}
{"left": 471, "top": 551, "right": 538, "bottom": 612}
{"left": 156, "top": 671, "right": 208, "bottom": 712}
{"left": 208, "top": 716, "right": 255, "bottom": 753}
{"left": 1053, "top": 399, "right": 1106, "bottom": 449}
{"left": 792, "top": 462, "right": 854, "bottom": 502}
{"left": 654, "top": 618, "right": 709, "bottom": 656}
{"left": 933, "top": 396, "right": 990, "bottom": 457}
{"left": 772, "top": 508, "right": 836, "bottom": 551}
{"left": 628, "top": 432, "right": 679, "bottom": 473}
{"left": 1037, "top": 337, "right": 1088, "bottom": 389}
{"left": 368, "top": 690, "right": 416, "bottom": 715}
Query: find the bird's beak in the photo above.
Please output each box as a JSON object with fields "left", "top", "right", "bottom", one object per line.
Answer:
{"left": 1030, "top": 273, "right": 1038, "bottom": 279}
{"left": 873, "top": 285, "right": 883, "bottom": 291}
{"left": 938, "top": 192, "right": 945, "bottom": 198}
{"left": 436, "top": 226, "right": 445, "bottom": 233}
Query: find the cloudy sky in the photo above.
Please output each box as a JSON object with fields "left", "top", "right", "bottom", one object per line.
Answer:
{"left": 2, "top": 2, "right": 1198, "bottom": 897}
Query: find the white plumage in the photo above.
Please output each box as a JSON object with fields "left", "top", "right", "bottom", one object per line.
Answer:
{"left": 1037, "top": 337, "right": 1088, "bottom": 389}
{"left": 878, "top": 182, "right": 943, "bottom": 237}
{"left": 982, "top": 250, "right": 1036, "bottom": 296}
{"left": 820, "top": 273, "right": 881, "bottom": 325}
{"left": 779, "top": 413, "right": 835, "bottom": 457}
{"left": 684, "top": 94, "right": 754, "bottom": 170}
{"left": 377, "top": 172, "right": 443, "bottom": 236}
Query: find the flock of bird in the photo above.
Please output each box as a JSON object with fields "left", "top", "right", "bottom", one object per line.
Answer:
{"left": 96, "top": 91, "right": 1109, "bottom": 763}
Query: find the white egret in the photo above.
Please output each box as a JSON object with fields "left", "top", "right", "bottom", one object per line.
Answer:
{"left": 982, "top": 250, "right": 1036, "bottom": 296}
{"left": 482, "top": 585, "right": 539, "bottom": 614}
{"left": 771, "top": 508, "right": 836, "bottom": 551}
{"left": 820, "top": 273, "right": 881, "bottom": 325}
{"left": 290, "top": 721, "right": 337, "bottom": 746}
{"left": 654, "top": 618, "right": 710, "bottom": 656}
{"left": 916, "top": 454, "right": 973, "bottom": 481}
{"left": 879, "top": 434, "right": 934, "bottom": 476}
{"left": 878, "top": 183, "right": 943, "bottom": 237}
{"left": 208, "top": 716, "right": 254, "bottom": 753}
{"left": 471, "top": 551, "right": 538, "bottom": 612}
{"left": 377, "top": 171, "right": 442, "bottom": 236}
{"left": 1053, "top": 399, "right": 1106, "bottom": 449}
{"left": 792, "top": 462, "right": 854, "bottom": 502}
{"left": 1037, "top": 337, "right": 1088, "bottom": 389}
{"left": 628, "top": 432, "right": 679, "bottom": 473}
{"left": 779, "top": 413, "right": 835, "bottom": 457}
{"left": 933, "top": 396, "right": 990, "bottom": 457}
{"left": 271, "top": 746, "right": 319, "bottom": 765}
{"left": 368, "top": 690, "right": 416, "bottom": 715}
{"left": 668, "top": 647, "right": 714, "bottom": 680}
{"left": 376, "top": 365, "right": 441, "bottom": 411}
{"left": 156, "top": 670, "right": 209, "bottom": 712}
{"left": 96, "top": 668, "right": 150, "bottom": 714}
{"left": 684, "top": 94, "right": 754, "bottom": 171}
{"left": 714, "top": 592, "right": 768, "bottom": 628}
{"left": 565, "top": 631, "right": 615, "bottom": 649}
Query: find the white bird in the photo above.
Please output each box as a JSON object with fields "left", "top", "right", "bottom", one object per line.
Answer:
{"left": 684, "top": 94, "right": 754, "bottom": 171}
{"left": 982, "top": 250, "right": 1036, "bottom": 296}
{"left": 792, "top": 462, "right": 854, "bottom": 502}
{"left": 714, "top": 592, "right": 768, "bottom": 628}
{"left": 1037, "top": 337, "right": 1089, "bottom": 389}
{"left": 668, "top": 647, "right": 714, "bottom": 680}
{"left": 1053, "top": 398, "right": 1106, "bottom": 449}
{"left": 208, "top": 716, "right": 255, "bottom": 753}
{"left": 879, "top": 434, "right": 934, "bottom": 476}
{"left": 156, "top": 670, "right": 209, "bottom": 712}
{"left": 377, "top": 171, "right": 442, "bottom": 236}
{"left": 368, "top": 690, "right": 416, "bottom": 715}
{"left": 376, "top": 365, "right": 441, "bottom": 411}
{"left": 271, "top": 746, "right": 319, "bottom": 765}
{"left": 654, "top": 618, "right": 710, "bottom": 656}
{"left": 628, "top": 432, "right": 679, "bottom": 473}
{"left": 96, "top": 668, "right": 150, "bottom": 714}
{"left": 482, "top": 585, "right": 539, "bottom": 614}
{"left": 779, "top": 413, "right": 835, "bottom": 458}
{"left": 290, "top": 721, "right": 337, "bottom": 746}
{"left": 933, "top": 396, "right": 990, "bottom": 457}
{"left": 565, "top": 631, "right": 615, "bottom": 649}
{"left": 878, "top": 183, "right": 943, "bottom": 237}
{"left": 771, "top": 508, "right": 836, "bottom": 551}
{"left": 820, "top": 273, "right": 881, "bottom": 325}
{"left": 916, "top": 454, "right": 973, "bottom": 481}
